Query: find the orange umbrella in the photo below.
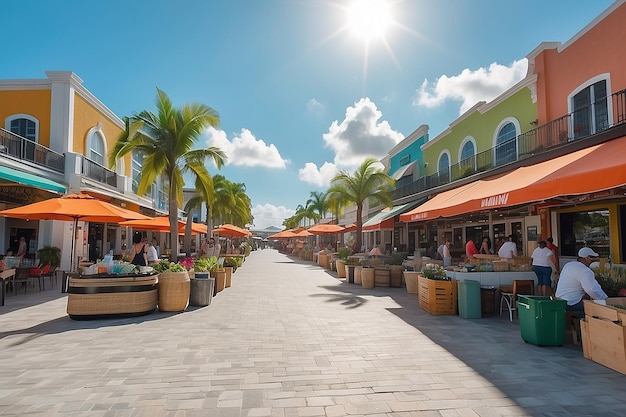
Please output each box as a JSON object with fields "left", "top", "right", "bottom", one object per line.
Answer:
{"left": 308, "top": 223, "right": 345, "bottom": 235}
{"left": 120, "top": 216, "right": 207, "bottom": 235}
{"left": 0, "top": 193, "right": 150, "bottom": 269}
{"left": 212, "top": 223, "right": 251, "bottom": 237}
{"left": 293, "top": 229, "right": 313, "bottom": 237}
{"left": 268, "top": 229, "right": 297, "bottom": 239}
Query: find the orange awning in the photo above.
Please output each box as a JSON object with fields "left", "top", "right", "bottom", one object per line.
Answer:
{"left": 212, "top": 223, "right": 251, "bottom": 237}
{"left": 401, "top": 136, "right": 626, "bottom": 222}
{"left": 307, "top": 223, "right": 345, "bottom": 235}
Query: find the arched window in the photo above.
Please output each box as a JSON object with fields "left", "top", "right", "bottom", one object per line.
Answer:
{"left": 438, "top": 152, "right": 450, "bottom": 184}
{"left": 6, "top": 115, "right": 38, "bottom": 142}
{"left": 132, "top": 151, "right": 144, "bottom": 194}
{"left": 495, "top": 121, "right": 517, "bottom": 166}
{"left": 459, "top": 138, "right": 476, "bottom": 175}
{"left": 88, "top": 131, "right": 105, "bottom": 165}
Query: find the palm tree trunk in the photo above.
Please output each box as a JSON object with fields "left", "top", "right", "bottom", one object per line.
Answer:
{"left": 169, "top": 190, "right": 179, "bottom": 262}
{"left": 354, "top": 203, "right": 363, "bottom": 254}
{"left": 183, "top": 219, "right": 193, "bottom": 256}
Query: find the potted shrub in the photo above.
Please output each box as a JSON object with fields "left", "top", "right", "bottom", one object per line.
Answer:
{"left": 190, "top": 257, "right": 215, "bottom": 307}
{"left": 422, "top": 263, "right": 447, "bottom": 280}
{"left": 360, "top": 258, "right": 376, "bottom": 289}
{"left": 208, "top": 256, "right": 226, "bottom": 294}
{"left": 152, "top": 259, "right": 190, "bottom": 312}
{"left": 193, "top": 257, "right": 211, "bottom": 279}
{"left": 335, "top": 247, "right": 350, "bottom": 278}
{"left": 37, "top": 245, "right": 61, "bottom": 268}
{"left": 223, "top": 257, "right": 238, "bottom": 272}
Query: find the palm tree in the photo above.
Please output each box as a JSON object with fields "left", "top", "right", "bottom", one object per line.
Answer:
{"left": 306, "top": 191, "right": 328, "bottom": 221}
{"left": 326, "top": 158, "right": 395, "bottom": 254}
{"left": 182, "top": 174, "right": 215, "bottom": 255}
{"left": 110, "top": 88, "right": 226, "bottom": 260}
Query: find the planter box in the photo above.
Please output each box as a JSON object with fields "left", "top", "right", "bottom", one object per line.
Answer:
{"left": 390, "top": 265, "right": 404, "bottom": 287}
{"left": 418, "top": 275, "right": 457, "bottom": 315}
{"left": 404, "top": 271, "right": 420, "bottom": 294}
{"left": 581, "top": 299, "right": 626, "bottom": 374}
{"left": 361, "top": 268, "right": 375, "bottom": 289}
{"left": 374, "top": 266, "right": 390, "bottom": 287}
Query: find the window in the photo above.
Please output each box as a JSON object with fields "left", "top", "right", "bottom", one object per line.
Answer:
{"left": 558, "top": 209, "right": 610, "bottom": 258}
{"left": 438, "top": 152, "right": 450, "bottom": 183}
{"left": 495, "top": 122, "right": 517, "bottom": 166}
{"left": 459, "top": 139, "right": 476, "bottom": 174}
{"left": 132, "top": 151, "right": 144, "bottom": 194}
{"left": 7, "top": 116, "right": 37, "bottom": 142}
{"left": 88, "top": 131, "right": 105, "bottom": 165}
{"left": 572, "top": 79, "right": 608, "bottom": 139}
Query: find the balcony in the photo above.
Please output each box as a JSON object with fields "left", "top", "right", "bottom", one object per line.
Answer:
{"left": 0, "top": 128, "right": 64, "bottom": 173}
{"left": 82, "top": 157, "right": 117, "bottom": 187}
{"left": 392, "top": 88, "right": 626, "bottom": 200}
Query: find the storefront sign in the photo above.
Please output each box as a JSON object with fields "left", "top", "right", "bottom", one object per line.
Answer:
{"left": 481, "top": 192, "right": 509, "bottom": 208}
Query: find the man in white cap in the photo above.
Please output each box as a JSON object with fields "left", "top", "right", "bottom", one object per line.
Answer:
{"left": 555, "top": 247, "right": 607, "bottom": 312}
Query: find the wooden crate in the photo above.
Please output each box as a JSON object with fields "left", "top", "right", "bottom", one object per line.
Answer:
{"left": 418, "top": 275, "right": 457, "bottom": 315}
{"left": 581, "top": 299, "right": 626, "bottom": 374}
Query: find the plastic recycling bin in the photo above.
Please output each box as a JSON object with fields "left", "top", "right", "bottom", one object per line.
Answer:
{"left": 516, "top": 295, "right": 567, "bottom": 346}
{"left": 457, "top": 279, "right": 482, "bottom": 319}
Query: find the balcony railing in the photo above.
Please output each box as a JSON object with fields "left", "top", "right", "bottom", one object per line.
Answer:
{"left": 0, "top": 128, "right": 65, "bottom": 173}
{"left": 82, "top": 157, "right": 117, "bottom": 187}
{"left": 392, "top": 88, "right": 626, "bottom": 200}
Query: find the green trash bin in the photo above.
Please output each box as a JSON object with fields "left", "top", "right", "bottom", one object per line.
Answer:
{"left": 516, "top": 295, "right": 567, "bottom": 346}
{"left": 458, "top": 279, "right": 482, "bottom": 319}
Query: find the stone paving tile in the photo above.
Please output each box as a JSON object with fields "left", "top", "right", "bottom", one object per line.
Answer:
{"left": 1, "top": 249, "right": 626, "bottom": 416}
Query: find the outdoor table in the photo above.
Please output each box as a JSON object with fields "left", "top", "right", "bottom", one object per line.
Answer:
{"left": 0, "top": 268, "right": 16, "bottom": 306}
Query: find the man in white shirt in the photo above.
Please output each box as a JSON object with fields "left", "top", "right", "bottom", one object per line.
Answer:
{"left": 146, "top": 238, "right": 159, "bottom": 263}
{"left": 498, "top": 235, "right": 518, "bottom": 259}
{"left": 555, "top": 247, "right": 607, "bottom": 312}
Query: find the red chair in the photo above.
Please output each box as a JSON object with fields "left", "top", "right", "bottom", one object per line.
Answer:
{"left": 27, "top": 264, "right": 51, "bottom": 292}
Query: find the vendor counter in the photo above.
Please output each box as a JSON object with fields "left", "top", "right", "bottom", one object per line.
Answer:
{"left": 445, "top": 270, "right": 537, "bottom": 287}
{"left": 67, "top": 273, "right": 158, "bottom": 320}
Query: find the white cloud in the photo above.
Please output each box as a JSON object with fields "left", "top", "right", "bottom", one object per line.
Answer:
{"left": 322, "top": 97, "right": 404, "bottom": 168}
{"left": 251, "top": 203, "right": 295, "bottom": 230}
{"left": 414, "top": 59, "right": 528, "bottom": 114}
{"left": 205, "top": 126, "right": 289, "bottom": 169}
{"left": 298, "top": 161, "right": 338, "bottom": 188}
{"left": 297, "top": 98, "right": 402, "bottom": 188}
{"left": 307, "top": 98, "right": 324, "bottom": 117}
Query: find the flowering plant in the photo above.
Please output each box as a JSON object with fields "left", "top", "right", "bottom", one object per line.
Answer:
{"left": 151, "top": 259, "right": 186, "bottom": 273}
{"left": 422, "top": 263, "right": 446, "bottom": 279}
{"left": 179, "top": 257, "right": 195, "bottom": 271}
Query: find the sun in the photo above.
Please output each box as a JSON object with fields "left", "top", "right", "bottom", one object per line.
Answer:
{"left": 346, "top": 0, "right": 392, "bottom": 42}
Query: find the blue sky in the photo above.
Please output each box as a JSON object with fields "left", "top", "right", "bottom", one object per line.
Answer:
{"left": 4, "top": 0, "right": 614, "bottom": 229}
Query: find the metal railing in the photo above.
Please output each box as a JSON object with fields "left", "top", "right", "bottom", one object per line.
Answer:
{"left": 392, "top": 88, "right": 626, "bottom": 200}
{"left": 0, "top": 128, "right": 65, "bottom": 173}
{"left": 82, "top": 157, "right": 117, "bottom": 187}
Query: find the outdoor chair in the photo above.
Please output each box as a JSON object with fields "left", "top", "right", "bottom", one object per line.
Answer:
{"left": 499, "top": 279, "right": 535, "bottom": 321}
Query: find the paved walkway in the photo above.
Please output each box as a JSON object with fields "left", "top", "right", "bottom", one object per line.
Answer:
{"left": 1, "top": 249, "right": 624, "bottom": 417}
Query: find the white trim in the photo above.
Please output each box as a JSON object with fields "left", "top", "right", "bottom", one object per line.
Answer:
{"left": 86, "top": 124, "right": 107, "bottom": 167}
{"left": 458, "top": 136, "right": 477, "bottom": 168}
{"left": 567, "top": 74, "right": 613, "bottom": 135}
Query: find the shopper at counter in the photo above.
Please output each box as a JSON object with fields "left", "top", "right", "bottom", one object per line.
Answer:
{"left": 498, "top": 235, "right": 518, "bottom": 259}
{"left": 465, "top": 239, "right": 479, "bottom": 259}
{"left": 555, "top": 247, "right": 607, "bottom": 312}
{"left": 531, "top": 240, "right": 558, "bottom": 296}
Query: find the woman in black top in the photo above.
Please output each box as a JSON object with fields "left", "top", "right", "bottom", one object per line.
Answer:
{"left": 131, "top": 233, "right": 148, "bottom": 266}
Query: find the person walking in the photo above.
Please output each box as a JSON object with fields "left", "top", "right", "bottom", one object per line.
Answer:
{"left": 555, "top": 247, "right": 607, "bottom": 313}
{"left": 465, "top": 238, "right": 479, "bottom": 259}
{"left": 531, "top": 240, "right": 558, "bottom": 296}
{"left": 440, "top": 240, "right": 452, "bottom": 267}
{"left": 146, "top": 237, "right": 159, "bottom": 264}
{"left": 479, "top": 237, "right": 491, "bottom": 254}
{"left": 16, "top": 236, "right": 28, "bottom": 257}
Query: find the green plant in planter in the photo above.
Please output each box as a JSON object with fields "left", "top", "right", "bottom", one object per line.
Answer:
{"left": 338, "top": 247, "right": 350, "bottom": 261}
{"left": 223, "top": 257, "right": 238, "bottom": 271}
{"left": 345, "top": 257, "right": 360, "bottom": 266}
{"left": 205, "top": 255, "right": 222, "bottom": 272}
{"left": 390, "top": 252, "right": 408, "bottom": 265}
{"left": 422, "top": 263, "right": 446, "bottom": 279}
{"left": 37, "top": 245, "right": 61, "bottom": 267}
{"left": 193, "top": 257, "right": 211, "bottom": 273}
{"left": 593, "top": 264, "right": 626, "bottom": 297}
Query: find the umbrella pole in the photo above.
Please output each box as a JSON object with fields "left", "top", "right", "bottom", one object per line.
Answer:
{"left": 70, "top": 218, "right": 77, "bottom": 272}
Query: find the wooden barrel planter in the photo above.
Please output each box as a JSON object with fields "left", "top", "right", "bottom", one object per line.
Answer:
{"left": 158, "top": 271, "right": 190, "bottom": 312}
{"left": 374, "top": 267, "right": 391, "bottom": 287}
{"left": 211, "top": 269, "right": 226, "bottom": 294}
{"left": 224, "top": 266, "right": 233, "bottom": 288}
{"left": 361, "top": 267, "right": 375, "bottom": 289}
{"left": 403, "top": 271, "right": 420, "bottom": 295}
{"left": 67, "top": 275, "right": 157, "bottom": 319}
{"left": 354, "top": 266, "right": 362, "bottom": 284}
{"left": 390, "top": 265, "right": 404, "bottom": 288}
{"left": 335, "top": 259, "right": 347, "bottom": 278}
